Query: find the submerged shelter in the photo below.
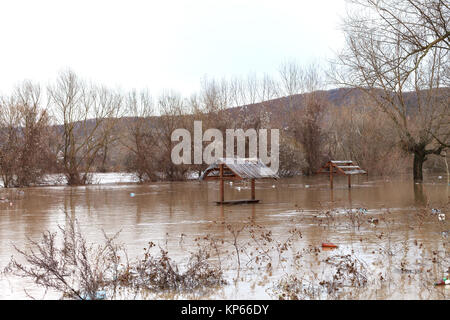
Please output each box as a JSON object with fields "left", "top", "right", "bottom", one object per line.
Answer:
{"left": 200, "top": 158, "right": 278, "bottom": 205}
{"left": 317, "top": 160, "right": 367, "bottom": 189}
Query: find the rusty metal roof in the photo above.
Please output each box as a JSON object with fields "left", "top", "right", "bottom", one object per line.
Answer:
{"left": 200, "top": 158, "right": 279, "bottom": 180}
{"left": 317, "top": 160, "right": 366, "bottom": 175}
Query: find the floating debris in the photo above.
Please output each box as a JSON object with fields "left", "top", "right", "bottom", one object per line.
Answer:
{"left": 357, "top": 208, "right": 368, "bottom": 214}
{"left": 95, "top": 290, "right": 107, "bottom": 299}
{"left": 130, "top": 193, "right": 135, "bottom": 197}
{"left": 368, "top": 217, "right": 379, "bottom": 224}
{"left": 438, "top": 176, "right": 442, "bottom": 179}
{"left": 80, "top": 290, "right": 107, "bottom": 300}
{"left": 321, "top": 243, "right": 338, "bottom": 248}
{"left": 438, "top": 213, "right": 446, "bottom": 221}
{"left": 0, "top": 197, "right": 9, "bottom": 203}
{"left": 434, "top": 278, "right": 450, "bottom": 286}
{"left": 305, "top": 185, "right": 310, "bottom": 188}
{"left": 431, "top": 208, "right": 441, "bottom": 215}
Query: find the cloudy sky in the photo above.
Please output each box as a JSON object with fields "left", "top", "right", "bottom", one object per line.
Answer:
{"left": 0, "top": 0, "right": 346, "bottom": 96}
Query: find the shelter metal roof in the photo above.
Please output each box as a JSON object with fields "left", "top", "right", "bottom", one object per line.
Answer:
{"left": 317, "top": 160, "right": 366, "bottom": 175}
{"left": 200, "top": 158, "right": 279, "bottom": 180}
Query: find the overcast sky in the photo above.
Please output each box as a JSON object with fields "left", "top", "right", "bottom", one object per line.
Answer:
{"left": 0, "top": 0, "right": 346, "bottom": 96}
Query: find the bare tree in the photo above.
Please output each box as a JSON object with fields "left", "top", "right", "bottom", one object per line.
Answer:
{"left": 282, "top": 63, "right": 328, "bottom": 175}
{"left": 48, "top": 71, "right": 123, "bottom": 185}
{"left": 334, "top": 0, "right": 449, "bottom": 181}
{"left": 279, "top": 60, "right": 304, "bottom": 98}
{"left": 0, "top": 82, "right": 55, "bottom": 187}
{"left": 327, "top": 95, "right": 409, "bottom": 175}
{"left": 122, "top": 90, "right": 158, "bottom": 181}
{"left": 292, "top": 94, "right": 328, "bottom": 175}
{"left": 155, "top": 91, "right": 189, "bottom": 180}
{"left": 0, "top": 94, "right": 21, "bottom": 187}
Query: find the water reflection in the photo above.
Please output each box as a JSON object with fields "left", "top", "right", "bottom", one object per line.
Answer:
{"left": 413, "top": 183, "right": 428, "bottom": 206}
{"left": 0, "top": 174, "right": 447, "bottom": 299}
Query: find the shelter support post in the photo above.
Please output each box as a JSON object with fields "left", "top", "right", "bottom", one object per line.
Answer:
{"left": 251, "top": 179, "right": 255, "bottom": 200}
{"left": 330, "top": 167, "right": 333, "bottom": 189}
{"left": 219, "top": 164, "right": 224, "bottom": 203}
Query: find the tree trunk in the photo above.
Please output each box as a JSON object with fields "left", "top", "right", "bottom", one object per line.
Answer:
{"left": 413, "top": 148, "right": 426, "bottom": 182}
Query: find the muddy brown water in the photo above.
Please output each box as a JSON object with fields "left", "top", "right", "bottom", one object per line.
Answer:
{"left": 0, "top": 174, "right": 448, "bottom": 299}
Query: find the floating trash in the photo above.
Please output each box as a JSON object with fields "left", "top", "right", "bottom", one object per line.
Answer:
{"left": 357, "top": 208, "right": 368, "bottom": 214}
{"left": 438, "top": 176, "right": 442, "bottom": 179}
{"left": 80, "top": 290, "right": 107, "bottom": 300}
{"left": 305, "top": 185, "right": 310, "bottom": 188}
{"left": 434, "top": 278, "right": 450, "bottom": 286}
{"left": 321, "top": 243, "right": 338, "bottom": 248}
{"left": 368, "top": 217, "right": 379, "bottom": 224}
{"left": 272, "top": 185, "right": 276, "bottom": 188}
{"left": 130, "top": 193, "right": 136, "bottom": 197}
{"left": 438, "top": 213, "right": 445, "bottom": 221}
{"left": 431, "top": 208, "right": 441, "bottom": 215}
{"left": 95, "top": 290, "right": 107, "bottom": 300}
{"left": 236, "top": 187, "right": 241, "bottom": 191}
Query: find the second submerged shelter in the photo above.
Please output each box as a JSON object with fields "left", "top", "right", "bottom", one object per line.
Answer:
{"left": 317, "top": 160, "right": 367, "bottom": 189}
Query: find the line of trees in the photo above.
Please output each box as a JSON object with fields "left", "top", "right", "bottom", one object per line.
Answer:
{"left": 0, "top": 1, "right": 447, "bottom": 187}
{"left": 0, "top": 65, "right": 446, "bottom": 188}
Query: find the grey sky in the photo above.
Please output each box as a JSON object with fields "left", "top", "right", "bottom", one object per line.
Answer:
{"left": 0, "top": 0, "right": 346, "bottom": 96}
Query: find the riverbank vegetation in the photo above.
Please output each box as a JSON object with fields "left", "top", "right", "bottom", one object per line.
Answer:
{"left": 0, "top": 69, "right": 447, "bottom": 187}
{"left": 0, "top": 0, "right": 447, "bottom": 187}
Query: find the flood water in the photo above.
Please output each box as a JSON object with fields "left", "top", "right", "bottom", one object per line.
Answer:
{"left": 0, "top": 173, "right": 448, "bottom": 299}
